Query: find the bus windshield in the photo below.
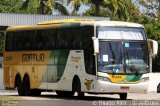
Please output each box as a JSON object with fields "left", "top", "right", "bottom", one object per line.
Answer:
{"left": 97, "top": 27, "right": 149, "bottom": 74}
{"left": 125, "top": 42, "right": 149, "bottom": 74}
{"left": 98, "top": 41, "right": 124, "bottom": 73}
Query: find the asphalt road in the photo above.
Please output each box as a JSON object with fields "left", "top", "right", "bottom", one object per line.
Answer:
{"left": 1, "top": 90, "right": 160, "bottom": 106}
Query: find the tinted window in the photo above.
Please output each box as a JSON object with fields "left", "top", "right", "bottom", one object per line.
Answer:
{"left": 5, "top": 26, "right": 94, "bottom": 52}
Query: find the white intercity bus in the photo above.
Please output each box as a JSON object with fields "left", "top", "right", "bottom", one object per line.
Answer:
{"left": 3, "top": 19, "right": 158, "bottom": 99}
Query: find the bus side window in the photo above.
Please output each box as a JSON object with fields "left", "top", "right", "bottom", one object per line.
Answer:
{"left": 45, "top": 29, "right": 56, "bottom": 50}
{"left": 56, "top": 30, "right": 61, "bottom": 49}
{"left": 73, "top": 28, "right": 81, "bottom": 49}
{"left": 18, "top": 34, "right": 23, "bottom": 50}
{"left": 42, "top": 30, "right": 49, "bottom": 50}
{"left": 6, "top": 32, "right": 13, "bottom": 51}
{"left": 57, "top": 29, "right": 68, "bottom": 49}
{"left": 23, "top": 31, "right": 34, "bottom": 50}
{"left": 35, "top": 30, "right": 47, "bottom": 50}
{"left": 13, "top": 33, "right": 19, "bottom": 51}
{"left": 35, "top": 30, "right": 41, "bottom": 50}
{"left": 82, "top": 26, "right": 95, "bottom": 75}
{"left": 62, "top": 30, "right": 69, "bottom": 49}
{"left": 68, "top": 29, "right": 74, "bottom": 49}
{"left": 52, "top": 29, "right": 57, "bottom": 49}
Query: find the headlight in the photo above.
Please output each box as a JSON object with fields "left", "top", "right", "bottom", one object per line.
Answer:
{"left": 140, "top": 77, "right": 149, "bottom": 82}
{"left": 98, "top": 76, "right": 111, "bottom": 82}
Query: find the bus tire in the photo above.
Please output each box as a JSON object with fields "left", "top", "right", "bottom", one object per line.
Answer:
{"left": 16, "top": 76, "right": 24, "bottom": 96}
{"left": 157, "top": 83, "right": 160, "bottom": 93}
{"left": 73, "top": 77, "right": 84, "bottom": 99}
{"left": 119, "top": 93, "right": 127, "bottom": 100}
{"left": 23, "top": 75, "right": 31, "bottom": 96}
{"left": 77, "top": 80, "right": 84, "bottom": 99}
{"left": 31, "top": 89, "right": 41, "bottom": 96}
{"left": 56, "top": 91, "right": 74, "bottom": 97}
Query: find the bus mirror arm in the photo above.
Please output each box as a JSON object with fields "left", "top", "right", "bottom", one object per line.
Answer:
{"left": 92, "top": 37, "right": 99, "bottom": 55}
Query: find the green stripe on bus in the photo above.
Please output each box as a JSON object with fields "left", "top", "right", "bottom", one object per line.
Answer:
{"left": 61, "top": 23, "right": 80, "bottom": 28}
{"left": 125, "top": 75, "right": 142, "bottom": 82}
{"left": 48, "top": 50, "right": 70, "bottom": 82}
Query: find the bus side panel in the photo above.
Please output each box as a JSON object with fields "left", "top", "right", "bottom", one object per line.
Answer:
{"left": 40, "top": 50, "right": 70, "bottom": 90}
{"left": 37, "top": 65, "right": 48, "bottom": 89}
{"left": 46, "top": 50, "right": 79, "bottom": 91}
{"left": 4, "top": 65, "right": 24, "bottom": 88}
{"left": 4, "top": 51, "right": 51, "bottom": 89}
{"left": 3, "top": 66, "right": 12, "bottom": 87}
{"left": 46, "top": 50, "right": 97, "bottom": 92}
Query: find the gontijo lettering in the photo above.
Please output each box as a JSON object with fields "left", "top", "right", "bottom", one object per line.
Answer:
{"left": 22, "top": 53, "right": 44, "bottom": 62}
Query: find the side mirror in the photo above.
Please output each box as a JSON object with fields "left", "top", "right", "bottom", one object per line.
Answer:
{"left": 92, "top": 37, "right": 99, "bottom": 55}
{"left": 148, "top": 39, "right": 158, "bottom": 57}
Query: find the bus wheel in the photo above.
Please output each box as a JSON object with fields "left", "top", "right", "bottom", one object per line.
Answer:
{"left": 77, "top": 83, "right": 84, "bottom": 99}
{"left": 157, "top": 83, "right": 160, "bottom": 93}
{"left": 23, "top": 75, "right": 31, "bottom": 96}
{"left": 72, "top": 78, "right": 84, "bottom": 99}
{"left": 56, "top": 91, "right": 74, "bottom": 97}
{"left": 119, "top": 93, "right": 127, "bottom": 100}
{"left": 16, "top": 77, "right": 24, "bottom": 96}
{"left": 31, "top": 89, "right": 41, "bottom": 96}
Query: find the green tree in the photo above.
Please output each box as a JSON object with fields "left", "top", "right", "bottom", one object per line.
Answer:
{"left": 0, "top": 0, "right": 38, "bottom": 14}
{"left": 67, "top": 0, "right": 141, "bottom": 21}
{"left": 0, "top": 32, "right": 4, "bottom": 51}
{"left": 21, "top": 0, "right": 69, "bottom": 15}
{"left": 145, "top": 20, "right": 160, "bottom": 72}
{"left": 0, "top": 0, "right": 21, "bottom": 13}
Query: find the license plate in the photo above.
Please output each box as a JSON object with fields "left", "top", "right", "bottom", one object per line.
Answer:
{"left": 120, "top": 86, "right": 130, "bottom": 90}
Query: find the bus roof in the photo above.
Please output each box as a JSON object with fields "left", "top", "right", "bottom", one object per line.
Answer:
{"left": 6, "top": 24, "right": 61, "bottom": 31}
{"left": 6, "top": 19, "right": 144, "bottom": 31}
{"left": 93, "top": 21, "right": 144, "bottom": 28}
{"left": 37, "top": 19, "right": 95, "bottom": 25}
{"left": 38, "top": 19, "right": 144, "bottom": 28}
{"left": 38, "top": 19, "right": 143, "bottom": 27}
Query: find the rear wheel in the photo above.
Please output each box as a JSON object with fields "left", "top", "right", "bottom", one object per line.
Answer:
{"left": 16, "top": 77, "right": 24, "bottom": 96}
{"left": 31, "top": 89, "right": 41, "bottom": 96}
{"left": 23, "top": 75, "right": 31, "bottom": 96}
{"left": 119, "top": 93, "right": 127, "bottom": 100}
{"left": 56, "top": 91, "right": 74, "bottom": 97}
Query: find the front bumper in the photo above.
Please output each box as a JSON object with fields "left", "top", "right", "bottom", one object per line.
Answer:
{"left": 94, "top": 80, "right": 148, "bottom": 93}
